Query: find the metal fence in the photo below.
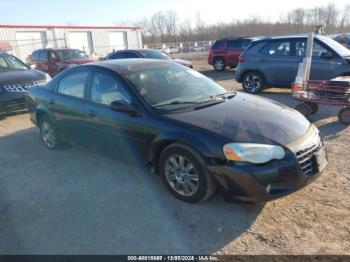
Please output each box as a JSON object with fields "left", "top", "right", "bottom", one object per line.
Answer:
{"left": 144, "top": 40, "right": 213, "bottom": 58}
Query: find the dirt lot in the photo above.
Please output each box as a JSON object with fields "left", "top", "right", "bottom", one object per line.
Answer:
{"left": 0, "top": 56, "right": 349, "bottom": 255}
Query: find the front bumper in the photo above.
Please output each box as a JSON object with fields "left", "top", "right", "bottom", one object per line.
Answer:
{"left": 0, "top": 94, "right": 28, "bottom": 113}
{"left": 207, "top": 125, "right": 326, "bottom": 202}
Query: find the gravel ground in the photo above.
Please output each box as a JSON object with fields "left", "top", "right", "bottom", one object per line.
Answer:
{"left": 0, "top": 56, "right": 349, "bottom": 255}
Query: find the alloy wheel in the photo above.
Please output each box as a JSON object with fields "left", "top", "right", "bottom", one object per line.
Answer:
{"left": 214, "top": 59, "right": 224, "bottom": 71}
{"left": 165, "top": 154, "right": 199, "bottom": 197}
{"left": 41, "top": 121, "right": 56, "bottom": 148}
{"left": 244, "top": 75, "right": 262, "bottom": 93}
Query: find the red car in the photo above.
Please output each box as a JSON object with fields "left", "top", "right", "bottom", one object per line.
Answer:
{"left": 28, "top": 48, "right": 95, "bottom": 76}
{"left": 208, "top": 38, "right": 253, "bottom": 71}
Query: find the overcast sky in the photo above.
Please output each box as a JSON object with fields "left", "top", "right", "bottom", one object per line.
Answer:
{"left": 1, "top": 0, "right": 350, "bottom": 26}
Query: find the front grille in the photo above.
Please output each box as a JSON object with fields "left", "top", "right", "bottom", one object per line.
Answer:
{"left": 3, "top": 80, "right": 46, "bottom": 93}
{"left": 295, "top": 139, "right": 322, "bottom": 176}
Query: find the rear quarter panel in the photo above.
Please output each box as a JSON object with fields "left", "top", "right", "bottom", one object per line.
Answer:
{"left": 27, "top": 86, "right": 52, "bottom": 125}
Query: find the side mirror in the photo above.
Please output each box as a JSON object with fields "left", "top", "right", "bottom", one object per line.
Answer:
{"left": 320, "top": 51, "right": 334, "bottom": 59}
{"left": 110, "top": 100, "right": 141, "bottom": 116}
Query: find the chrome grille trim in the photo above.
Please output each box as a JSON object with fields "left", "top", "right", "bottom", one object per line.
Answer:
{"left": 286, "top": 125, "right": 322, "bottom": 177}
{"left": 3, "top": 80, "right": 46, "bottom": 93}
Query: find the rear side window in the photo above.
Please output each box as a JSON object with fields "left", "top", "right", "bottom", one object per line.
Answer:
{"left": 242, "top": 39, "right": 252, "bottom": 49}
{"left": 212, "top": 40, "right": 223, "bottom": 49}
{"left": 227, "top": 40, "right": 242, "bottom": 48}
{"left": 39, "top": 50, "right": 48, "bottom": 61}
{"left": 57, "top": 71, "right": 89, "bottom": 99}
{"left": 32, "top": 51, "right": 40, "bottom": 60}
{"left": 124, "top": 52, "right": 139, "bottom": 58}
{"left": 261, "top": 41, "right": 291, "bottom": 56}
{"left": 109, "top": 52, "right": 126, "bottom": 59}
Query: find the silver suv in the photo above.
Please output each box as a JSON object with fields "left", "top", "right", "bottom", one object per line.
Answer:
{"left": 235, "top": 35, "right": 350, "bottom": 93}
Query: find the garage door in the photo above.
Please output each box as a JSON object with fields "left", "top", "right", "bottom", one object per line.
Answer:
{"left": 15, "top": 32, "right": 47, "bottom": 61}
{"left": 68, "top": 32, "right": 93, "bottom": 54}
{"left": 109, "top": 32, "right": 127, "bottom": 51}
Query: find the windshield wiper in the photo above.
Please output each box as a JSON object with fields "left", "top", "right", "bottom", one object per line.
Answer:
{"left": 153, "top": 101, "right": 199, "bottom": 108}
{"left": 200, "top": 91, "right": 237, "bottom": 103}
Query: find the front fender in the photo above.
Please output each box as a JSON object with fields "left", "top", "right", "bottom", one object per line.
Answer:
{"left": 148, "top": 129, "right": 227, "bottom": 175}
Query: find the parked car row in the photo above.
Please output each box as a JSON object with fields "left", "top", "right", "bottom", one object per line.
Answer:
{"left": 1, "top": 36, "right": 331, "bottom": 204}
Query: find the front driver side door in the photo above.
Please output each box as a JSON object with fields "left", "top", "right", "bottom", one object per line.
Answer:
{"left": 84, "top": 70, "right": 147, "bottom": 161}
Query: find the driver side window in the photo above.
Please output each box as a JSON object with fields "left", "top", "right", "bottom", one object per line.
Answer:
{"left": 90, "top": 72, "right": 131, "bottom": 106}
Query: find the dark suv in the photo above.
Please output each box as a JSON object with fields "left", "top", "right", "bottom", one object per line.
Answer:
{"left": 28, "top": 48, "right": 95, "bottom": 77}
{"left": 208, "top": 38, "right": 253, "bottom": 71}
{"left": 235, "top": 35, "right": 350, "bottom": 93}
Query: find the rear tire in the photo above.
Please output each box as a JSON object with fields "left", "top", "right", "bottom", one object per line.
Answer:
{"left": 338, "top": 107, "right": 350, "bottom": 125}
{"left": 242, "top": 72, "right": 266, "bottom": 94}
{"left": 39, "top": 116, "right": 63, "bottom": 150}
{"left": 295, "top": 103, "right": 311, "bottom": 119}
{"left": 213, "top": 57, "right": 225, "bottom": 72}
{"left": 159, "top": 143, "right": 216, "bottom": 203}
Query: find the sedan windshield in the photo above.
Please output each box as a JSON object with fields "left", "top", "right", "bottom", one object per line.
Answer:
{"left": 125, "top": 62, "right": 227, "bottom": 108}
{"left": 0, "top": 54, "right": 28, "bottom": 72}
{"left": 55, "top": 49, "right": 88, "bottom": 60}
{"left": 138, "top": 50, "right": 171, "bottom": 60}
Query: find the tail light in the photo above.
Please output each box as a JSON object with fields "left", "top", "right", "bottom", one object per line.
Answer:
{"left": 239, "top": 56, "right": 246, "bottom": 63}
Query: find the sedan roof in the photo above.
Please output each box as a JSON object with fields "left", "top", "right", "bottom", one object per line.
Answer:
{"left": 84, "top": 59, "right": 175, "bottom": 75}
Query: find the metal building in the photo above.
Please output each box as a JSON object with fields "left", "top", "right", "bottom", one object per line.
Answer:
{"left": 0, "top": 24, "right": 143, "bottom": 61}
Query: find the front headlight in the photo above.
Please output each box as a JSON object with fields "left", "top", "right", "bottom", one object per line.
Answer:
{"left": 223, "top": 143, "right": 285, "bottom": 164}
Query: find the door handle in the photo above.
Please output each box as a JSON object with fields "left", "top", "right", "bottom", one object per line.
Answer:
{"left": 49, "top": 98, "right": 55, "bottom": 105}
{"left": 88, "top": 110, "right": 97, "bottom": 117}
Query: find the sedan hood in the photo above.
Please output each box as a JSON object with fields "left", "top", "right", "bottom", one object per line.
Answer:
{"left": 0, "top": 69, "right": 45, "bottom": 85}
{"left": 165, "top": 92, "right": 310, "bottom": 145}
{"left": 173, "top": 58, "right": 192, "bottom": 67}
{"left": 65, "top": 58, "right": 95, "bottom": 64}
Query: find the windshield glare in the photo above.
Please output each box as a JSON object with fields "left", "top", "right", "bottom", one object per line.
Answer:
{"left": 56, "top": 50, "right": 88, "bottom": 60}
{"left": 125, "top": 63, "right": 227, "bottom": 108}
{"left": 319, "top": 36, "right": 350, "bottom": 57}
{"left": 139, "top": 50, "right": 171, "bottom": 60}
{"left": 0, "top": 55, "right": 28, "bottom": 72}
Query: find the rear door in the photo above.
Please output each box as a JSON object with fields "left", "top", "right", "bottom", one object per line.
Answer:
{"left": 50, "top": 69, "right": 91, "bottom": 145}
{"left": 226, "top": 39, "right": 243, "bottom": 66}
{"left": 47, "top": 51, "right": 60, "bottom": 76}
{"left": 258, "top": 39, "right": 299, "bottom": 86}
{"left": 37, "top": 50, "right": 49, "bottom": 73}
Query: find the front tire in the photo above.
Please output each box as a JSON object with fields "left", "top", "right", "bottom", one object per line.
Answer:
{"left": 242, "top": 72, "right": 265, "bottom": 94}
{"left": 39, "top": 116, "right": 62, "bottom": 150}
{"left": 159, "top": 143, "right": 216, "bottom": 203}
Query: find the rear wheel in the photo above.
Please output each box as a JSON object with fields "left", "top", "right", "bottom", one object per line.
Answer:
{"left": 242, "top": 72, "right": 265, "bottom": 94}
{"left": 39, "top": 116, "right": 62, "bottom": 149}
{"left": 295, "top": 103, "right": 311, "bottom": 119}
{"left": 338, "top": 107, "right": 350, "bottom": 125}
{"left": 159, "top": 143, "right": 216, "bottom": 203}
{"left": 213, "top": 57, "right": 225, "bottom": 71}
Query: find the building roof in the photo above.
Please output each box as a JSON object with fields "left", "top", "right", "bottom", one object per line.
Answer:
{"left": 0, "top": 24, "right": 142, "bottom": 30}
